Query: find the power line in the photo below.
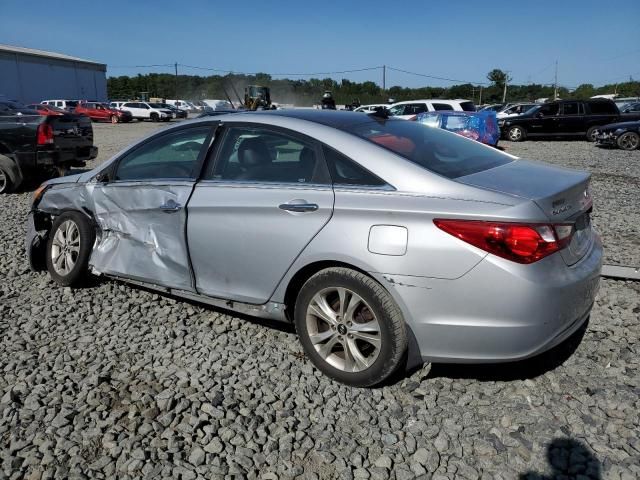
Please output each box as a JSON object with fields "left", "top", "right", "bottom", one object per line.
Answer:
{"left": 386, "top": 66, "right": 488, "bottom": 85}
{"left": 178, "top": 63, "right": 383, "bottom": 77}
{"left": 109, "top": 63, "right": 174, "bottom": 69}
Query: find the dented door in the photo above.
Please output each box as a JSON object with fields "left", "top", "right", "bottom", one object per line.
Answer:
{"left": 89, "top": 181, "right": 196, "bottom": 291}
{"left": 87, "top": 124, "right": 216, "bottom": 290}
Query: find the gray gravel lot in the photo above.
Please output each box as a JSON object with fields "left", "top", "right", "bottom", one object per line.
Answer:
{"left": 1, "top": 119, "right": 639, "bottom": 479}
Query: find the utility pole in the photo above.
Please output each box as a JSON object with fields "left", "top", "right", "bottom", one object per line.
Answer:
{"left": 382, "top": 65, "right": 386, "bottom": 92}
{"left": 502, "top": 76, "right": 508, "bottom": 103}
{"left": 479, "top": 85, "right": 483, "bottom": 105}
{"left": 553, "top": 60, "right": 558, "bottom": 100}
{"left": 174, "top": 62, "right": 178, "bottom": 99}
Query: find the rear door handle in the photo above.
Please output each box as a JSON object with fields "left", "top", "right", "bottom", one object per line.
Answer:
{"left": 159, "top": 199, "right": 182, "bottom": 213}
{"left": 279, "top": 202, "right": 319, "bottom": 213}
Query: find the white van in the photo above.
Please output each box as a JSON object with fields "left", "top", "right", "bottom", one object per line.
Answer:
{"left": 41, "top": 99, "right": 79, "bottom": 111}
{"left": 166, "top": 99, "right": 195, "bottom": 111}
{"left": 202, "top": 99, "right": 234, "bottom": 110}
{"left": 388, "top": 99, "right": 476, "bottom": 120}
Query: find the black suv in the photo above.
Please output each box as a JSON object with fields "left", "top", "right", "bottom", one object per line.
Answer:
{"left": 499, "top": 99, "right": 640, "bottom": 141}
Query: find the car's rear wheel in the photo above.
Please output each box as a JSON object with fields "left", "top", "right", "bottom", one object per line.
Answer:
{"left": 150, "top": 113, "right": 159, "bottom": 122}
{"left": 0, "top": 166, "right": 13, "bottom": 194}
{"left": 586, "top": 126, "right": 601, "bottom": 142}
{"left": 110, "top": 115, "right": 118, "bottom": 124}
{"left": 45, "top": 211, "right": 95, "bottom": 287}
{"left": 507, "top": 125, "right": 526, "bottom": 142}
{"left": 294, "top": 267, "right": 407, "bottom": 387}
{"left": 617, "top": 131, "right": 640, "bottom": 151}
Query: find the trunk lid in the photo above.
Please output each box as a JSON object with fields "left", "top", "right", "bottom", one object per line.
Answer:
{"left": 47, "top": 114, "right": 94, "bottom": 150}
{"left": 456, "top": 159, "right": 594, "bottom": 265}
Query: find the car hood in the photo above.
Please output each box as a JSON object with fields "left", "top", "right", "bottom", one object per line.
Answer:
{"left": 600, "top": 120, "right": 640, "bottom": 131}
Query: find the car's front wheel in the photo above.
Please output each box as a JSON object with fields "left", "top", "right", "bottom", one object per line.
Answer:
{"left": 45, "top": 211, "right": 95, "bottom": 286}
{"left": 617, "top": 131, "right": 640, "bottom": 151}
{"left": 507, "top": 125, "right": 526, "bottom": 142}
{"left": 295, "top": 267, "right": 407, "bottom": 387}
{"left": 586, "top": 126, "right": 601, "bottom": 142}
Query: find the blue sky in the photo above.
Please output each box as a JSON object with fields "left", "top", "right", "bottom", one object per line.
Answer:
{"left": 2, "top": 0, "right": 639, "bottom": 88}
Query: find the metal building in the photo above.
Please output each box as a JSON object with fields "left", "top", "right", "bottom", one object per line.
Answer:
{"left": 0, "top": 44, "right": 107, "bottom": 104}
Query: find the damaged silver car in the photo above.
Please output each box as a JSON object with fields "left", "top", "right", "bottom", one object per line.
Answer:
{"left": 26, "top": 110, "right": 602, "bottom": 387}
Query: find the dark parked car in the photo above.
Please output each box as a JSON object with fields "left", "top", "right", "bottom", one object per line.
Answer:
{"left": 158, "top": 103, "right": 188, "bottom": 119}
{"left": 0, "top": 100, "right": 97, "bottom": 193}
{"left": 499, "top": 99, "right": 640, "bottom": 142}
{"left": 594, "top": 120, "right": 640, "bottom": 150}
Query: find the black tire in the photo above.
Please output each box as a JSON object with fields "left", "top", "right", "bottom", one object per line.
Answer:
{"left": 45, "top": 211, "right": 95, "bottom": 287}
{"left": 0, "top": 165, "right": 14, "bottom": 194}
{"left": 150, "top": 113, "right": 159, "bottom": 122}
{"left": 294, "top": 267, "right": 407, "bottom": 387}
{"left": 616, "top": 131, "right": 640, "bottom": 151}
{"left": 586, "top": 126, "right": 601, "bottom": 142}
{"left": 507, "top": 125, "right": 526, "bottom": 142}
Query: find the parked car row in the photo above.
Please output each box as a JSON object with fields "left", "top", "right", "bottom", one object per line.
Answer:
{"left": 498, "top": 99, "right": 640, "bottom": 146}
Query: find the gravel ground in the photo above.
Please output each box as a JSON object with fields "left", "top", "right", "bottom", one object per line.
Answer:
{"left": 1, "top": 121, "right": 639, "bottom": 480}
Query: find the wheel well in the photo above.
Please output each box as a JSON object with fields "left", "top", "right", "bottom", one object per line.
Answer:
{"left": 283, "top": 260, "right": 373, "bottom": 321}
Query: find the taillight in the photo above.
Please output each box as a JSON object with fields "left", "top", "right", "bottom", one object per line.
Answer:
{"left": 434, "top": 219, "right": 574, "bottom": 264}
{"left": 37, "top": 123, "right": 54, "bottom": 145}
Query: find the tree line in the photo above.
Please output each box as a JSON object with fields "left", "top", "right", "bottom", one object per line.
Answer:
{"left": 107, "top": 69, "right": 640, "bottom": 106}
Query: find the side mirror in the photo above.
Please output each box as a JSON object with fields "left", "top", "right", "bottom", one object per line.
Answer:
{"left": 536, "top": 112, "right": 544, "bottom": 118}
{"left": 94, "top": 171, "right": 110, "bottom": 183}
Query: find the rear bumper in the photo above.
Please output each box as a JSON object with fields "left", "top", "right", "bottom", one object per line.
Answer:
{"left": 36, "top": 146, "right": 97, "bottom": 166}
{"left": 376, "top": 232, "right": 603, "bottom": 363}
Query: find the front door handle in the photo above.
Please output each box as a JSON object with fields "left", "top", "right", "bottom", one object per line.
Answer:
{"left": 159, "top": 199, "right": 182, "bottom": 213}
{"left": 279, "top": 202, "right": 319, "bottom": 213}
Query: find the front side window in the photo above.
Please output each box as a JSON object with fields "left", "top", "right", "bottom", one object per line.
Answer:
{"left": 210, "top": 127, "right": 325, "bottom": 184}
{"left": 538, "top": 103, "right": 560, "bottom": 116}
{"left": 388, "top": 105, "right": 406, "bottom": 116}
{"left": 344, "top": 119, "right": 513, "bottom": 179}
{"left": 406, "top": 103, "right": 427, "bottom": 115}
{"left": 115, "top": 127, "right": 211, "bottom": 181}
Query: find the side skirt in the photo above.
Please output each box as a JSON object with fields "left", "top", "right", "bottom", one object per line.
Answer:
{"left": 101, "top": 273, "right": 289, "bottom": 323}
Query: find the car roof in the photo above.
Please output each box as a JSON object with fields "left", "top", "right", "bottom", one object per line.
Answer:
{"left": 236, "top": 109, "right": 401, "bottom": 129}
{"left": 392, "top": 99, "right": 470, "bottom": 105}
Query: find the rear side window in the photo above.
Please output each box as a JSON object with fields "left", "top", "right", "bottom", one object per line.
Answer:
{"left": 432, "top": 103, "right": 454, "bottom": 111}
{"left": 322, "top": 146, "right": 387, "bottom": 187}
{"left": 587, "top": 101, "right": 618, "bottom": 114}
{"left": 460, "top": 101, "right": 476, "bottom": 112}
{"left": 209, "top": 126, "right": 327, "bottom": 184}
{"left": 562, "top": 102, "right": 582, "bottom": 115}
{"left": 345, "top": 119, "right": 513, "bottom": 179}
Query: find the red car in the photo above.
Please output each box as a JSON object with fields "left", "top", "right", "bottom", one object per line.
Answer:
{"left": 74, "top": 102, "right": 132, "bottom": 123}
{"left": 26, "top": 104, "right": 67, "bottom": 116}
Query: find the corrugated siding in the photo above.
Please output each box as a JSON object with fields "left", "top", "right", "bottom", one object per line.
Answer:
{"left": 0, "top": 50, "right": 107, "bottom": 103}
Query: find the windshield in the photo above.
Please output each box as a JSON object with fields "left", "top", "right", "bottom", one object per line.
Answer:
{"left": 344, "top": 119, "right": 513, "bottom": 179}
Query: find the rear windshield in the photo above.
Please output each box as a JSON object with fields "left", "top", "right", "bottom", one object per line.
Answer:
{"left": 344, "top": 119, "right": 513, "bottom": 179}
{"left": 460, "top": 101, "right": 476, "bottom": 112}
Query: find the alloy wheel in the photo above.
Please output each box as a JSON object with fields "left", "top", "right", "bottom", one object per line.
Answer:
{"left": 50, "top": 220, "right": 81, "bottom": 276}
{"left": 618, "top": 133, "right": 639, "bottom": 150}
{"left": 305, "top": 287, "right": 381, "bottom": 372}
{"left": 509, "top": 127, "right": 522, "bottom": 141}
{"left": 0, "top": 170, "right": 7, "bottom": 193}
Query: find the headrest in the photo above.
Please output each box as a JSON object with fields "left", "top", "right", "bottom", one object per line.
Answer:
{"left": 238, "top": 137, "right": 271, "bottom": 168}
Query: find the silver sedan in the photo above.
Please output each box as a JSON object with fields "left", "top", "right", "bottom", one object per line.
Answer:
{"left": 26, "top": 110, "right": 602, "bottom": 386}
